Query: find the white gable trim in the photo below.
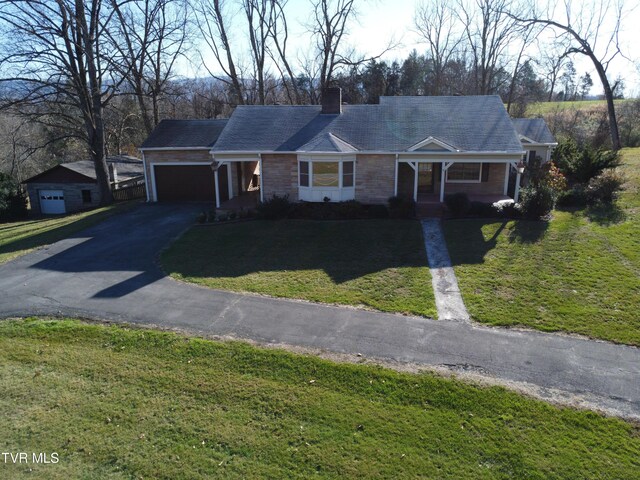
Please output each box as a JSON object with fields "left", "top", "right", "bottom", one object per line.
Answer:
{"left": 518, "top": 135, "right": 558, "bottom": 147}
{"left": 407, "top": 136, "right": 458, "bottom": 152}
{"left": 328, "top": 133, "right": 357, "bottom": 152}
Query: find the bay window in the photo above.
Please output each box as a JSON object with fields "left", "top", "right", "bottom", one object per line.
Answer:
{"left": 312, "top": 162, "right": 339, "bottom": 187}
{"left": 298, "top": 156, "right": 356, "bottom": 202}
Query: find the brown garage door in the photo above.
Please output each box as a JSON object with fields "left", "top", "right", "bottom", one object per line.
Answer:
{"left": 154, "top": 164, "right": 228, "bottom": 202}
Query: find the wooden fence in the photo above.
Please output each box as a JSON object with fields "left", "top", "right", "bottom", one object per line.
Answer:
{"left": 112, "top": 183, "right": 146, "bottom": 202}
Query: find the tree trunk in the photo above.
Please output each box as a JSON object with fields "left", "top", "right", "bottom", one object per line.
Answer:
{"left": 81, "top": 0, "right": 113, "bottom": 205}
{"left": 547, "top": 75, "right": 556, "bottom": 102}
{"left": 592, "top": 56, "right": 621, "bottom": 150}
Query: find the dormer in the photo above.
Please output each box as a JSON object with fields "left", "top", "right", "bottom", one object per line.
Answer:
{"left": 407, "top": 136, "right": 458, "bottom": 152}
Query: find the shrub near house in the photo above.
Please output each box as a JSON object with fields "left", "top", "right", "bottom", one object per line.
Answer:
{"left": 553, "top": 138, "right": 625, "bottom": 209}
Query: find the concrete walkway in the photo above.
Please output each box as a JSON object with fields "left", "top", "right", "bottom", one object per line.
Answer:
{"left": 1, "top": 204, "right": 639, "bottom": 419}
{"left": 421, "top": 219, "right": 470, "bottom": 322}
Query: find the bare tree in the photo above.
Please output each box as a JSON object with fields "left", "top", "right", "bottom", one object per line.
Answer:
{"left": 267, "top": 0, "right": 301, "bottom": 104}
{"left": 308, "top": 0, "right": 396, "bottom": 102}
{"left": 0, "top": 115, "right": 48, "bottom": 182}
{"left": 509, "top": 0, "right": 627, "bottom": 149}
{"left": 539, "top": 45, "right": 572, "bottom": 101}
{"left": 414, "top": 0, "right": 463, "bottom": 95}
{"left": 243, "top": 0, "right": 276, "bottom": 105}
{"left": 111, "top": 0, "right": 190, "bottom": 135}
{"left": 309, "top": 0, "right": 357, "bottom": 95}
{"left": 0, "top": 0, "right": 130, "bottom": 204}
{"left": 457, "top": 0, "right": 522, "bottom": 95}
{"left": 505, "top": 22, "right": 541, "bottom": 113}
{"left": 194, "top": 0, "right": 246, "bottom": 105}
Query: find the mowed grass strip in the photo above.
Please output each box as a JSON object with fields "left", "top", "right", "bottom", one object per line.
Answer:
{"left": 444, "top": 148, "right": 640, "bottom": 345}
{"left": 162, "top": 219, "right": 436, "bottom": 318}
{"left": 0, "top": 201, "right": 138, "bottom": 265}
{"left": 1, "top": 318, "right": 639, "bottom": 479}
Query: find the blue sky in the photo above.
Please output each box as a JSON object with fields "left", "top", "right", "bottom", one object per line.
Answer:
{"left": 190, "top": 0, "right": 640, "bottom": 97}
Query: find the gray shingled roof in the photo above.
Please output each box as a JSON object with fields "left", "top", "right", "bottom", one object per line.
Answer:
{"left": 297, "top": 132, "right": 358, "bottom": 153}
{"left": 61, "top": 160, "right": 99, "bottom": 179}
{"left": 213, "top": 95, "right": 524, "bottom": 153}
{"left": 511, "top": 118, "right": 556, "bottom": 144}
{"left": 140, "top": 119, "right": 228, "bottom": 149}
{"left": 62, "top": 157, "right": 143, "bottom": 181}
{"left": 23, "top": 156, "right": 144, "bottom": 183}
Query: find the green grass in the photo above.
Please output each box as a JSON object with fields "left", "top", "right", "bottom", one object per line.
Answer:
{"left": 444, "top": 148, "right": 640, "bottom": 345}
{"left": 1, "top": 318, "right": 639, "bottom": 479}
{"left": 526, "top": 99, "right": 632, "bottom": 116}
{"left": 0, "top": 202, "right": 138, "bottom": 265}
{"left": 162, "top": 219, "right": 437, "bottom": 318}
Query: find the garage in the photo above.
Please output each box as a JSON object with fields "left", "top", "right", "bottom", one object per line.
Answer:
{"left": 153, "top": 164, "right": 228, "bottom": 202}
{"left": 39, "top": 190, "right": 66, "bottom": 214}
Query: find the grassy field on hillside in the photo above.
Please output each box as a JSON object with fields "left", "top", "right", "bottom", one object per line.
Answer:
{"left": 1, "top": 318, "right": 639, "bottom": 479}
{"left": 526, "top": 99, "right": 632, "bottom": 116}
{"left": 444, "top": 148, "right": 640, "bottom": 345}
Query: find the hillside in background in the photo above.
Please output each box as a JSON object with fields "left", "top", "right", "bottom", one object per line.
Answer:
{"left": 526, "top": 99, "right": 633, "bottom": 116}
{"left": 523, "top": 99, "right": 640, "bottom": 148}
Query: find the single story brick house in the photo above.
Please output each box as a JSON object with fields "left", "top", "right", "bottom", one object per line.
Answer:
{"left": 139, "top": 91, "right": 556, "bottom": 208}
{"left": 23, "top": 156, "right": 144, "bottom": 215}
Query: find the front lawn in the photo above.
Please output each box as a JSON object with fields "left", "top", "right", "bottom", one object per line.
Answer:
{"left": 162, "top": 219, "right": 437, "bottom": 318}
{"left": 0, "top": 202, "right": 138, "bottom": 265}
{"left": 444, "top": 148, "right": 640, "bottom": 345}
{"left": 1, "top": 318, "right": 639, "bottom": 479}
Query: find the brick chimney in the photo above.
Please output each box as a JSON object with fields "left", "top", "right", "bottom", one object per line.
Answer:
{"left": 321, "top": 87, "right": 342, "bottom": 114}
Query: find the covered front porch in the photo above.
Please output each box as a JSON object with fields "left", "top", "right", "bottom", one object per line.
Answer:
{"left": 212, "top": 157, "right": 262, "bottom": 209}
{"left": 218, "top": 190, "right": 260, "bottom": 212}
{"left": 394, "top": 157, "right": 524, "bottom": 204}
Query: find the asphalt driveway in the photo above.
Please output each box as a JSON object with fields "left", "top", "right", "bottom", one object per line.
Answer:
{"left": 0, "top": 204, "right": 639, "bottom": 419}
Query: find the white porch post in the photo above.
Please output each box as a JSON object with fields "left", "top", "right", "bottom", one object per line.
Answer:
{"left": 440, "top": 161, "right": 454, "bottom": 202}
{"left": 214, "top": 166, "right": 221, "bottom": 208}
{"left": 226, "top": 162, "right": 234, "bottom": 199}
{"left": 141, "top": 151, "right": 150, "bottom": 202}
{"left": 514, "top": 171, "right": 522, "bottom": 203}
{"left": 412, "top": 162, "right": 418, "bottom": 202}
{"left": 503, "top": 163, "right": 510, "bottom": 195}
{"left": 393, "top": 154, "right": 399, "bottom": 197}
{"left": 258, "top": 154, "right": 264, "bottom": 203}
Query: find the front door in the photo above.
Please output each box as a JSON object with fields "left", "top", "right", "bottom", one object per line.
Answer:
{"left": 418, "top": 163, "right": 434, "bottom": 194}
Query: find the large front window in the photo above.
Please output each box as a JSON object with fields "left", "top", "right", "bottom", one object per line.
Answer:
{"left": 447, "top": 163, "right": 482, "bottom": 182}
{"left": 312, "top": 162, "right": 339, "bottom": 187}
{"left": 298, "top": 157, "right": 356, "bottom": 202}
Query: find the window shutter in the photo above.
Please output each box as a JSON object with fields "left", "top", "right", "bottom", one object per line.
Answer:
{"left": 481, "top": 163, "right": 489, "bottom": 182}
